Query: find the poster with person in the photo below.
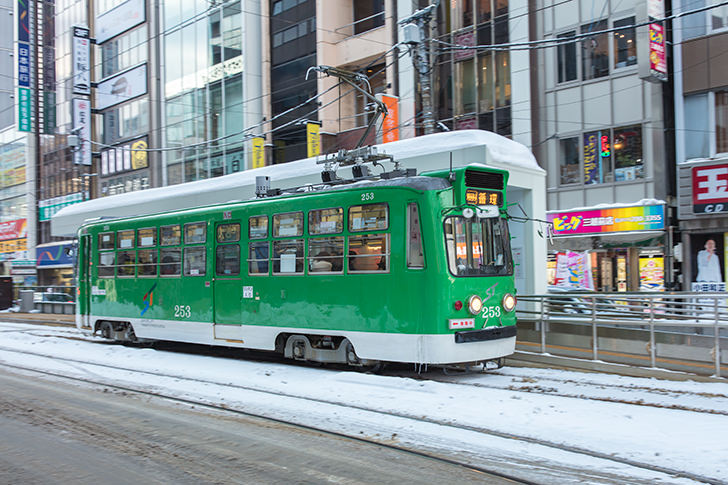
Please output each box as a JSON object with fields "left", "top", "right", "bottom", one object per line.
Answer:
{"left": 691, "top": 233, "right": 726, "bottom": 292}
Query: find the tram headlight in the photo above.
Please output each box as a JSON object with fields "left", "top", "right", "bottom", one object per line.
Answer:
{"left": 467, "top": 295, "right": 483, "bottom": 315}
{"left": 502, "top": 293, "right": 517, "bottom": 312}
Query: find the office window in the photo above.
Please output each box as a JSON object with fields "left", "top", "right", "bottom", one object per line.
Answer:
{"left": 560, "top": 137, "right": 580, "bottom": 185}
{"left": 717, "top": 91, "right": 728, "bottom": 154}
{"left": 613, "top": 17, "right": 636, "bottom": 68}
{"left": 581, "top": 20, "right": 609, "bottom": 80}
{"left": 613, "top": 125, "right": 643, "bottom": 181}
{"left": 557, "top": 31, "right": 577, "bottom": 83}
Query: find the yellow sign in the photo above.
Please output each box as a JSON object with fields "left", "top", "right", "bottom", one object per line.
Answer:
{"left": 307, "top": 122, "right": 321, "bottom": 158}
{"left": 0, "top": 238, "right": 27, "bottom": 253}
{"left": 252, "top": 137, "right": 265, "bottom": 169}
{"left": 131, "top": 139, "right": 148, "bottom": 169}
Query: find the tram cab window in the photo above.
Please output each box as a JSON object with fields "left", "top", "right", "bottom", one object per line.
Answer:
{"left": 216, "top": 245, "right": 240, "bottom": 276}
{"left": 249, "top": 216, "right": 268, "bottom": 239}
{"left": 309, "top": 237, "right": 344, "bottom": 273}
{"left": 98, "top": 252, "right": 115, "bottom": 277}
{"left": 160, "top": 248, "right": 181, "bottom": 276}
{"left": 184, "top": 222, "right": 207, "bottom": 244}
{"left": 184, "top": 247, "right": 206, "bottom": 276}
{"left": 117, "top": 230, "right": 135, "bottom": 249}
{"left": 348, "top": 234, "right": 388, "bottom": 272}
{"left": 138, "top": 249, "right": 158, "bottom": 276}
{"left": 273, "top": 239, "right": 304, "bottom": 274}
{"left": 444, "top": 216, "right": 513, "bottom": 277}
{"left": 349, "top": 203, "right": 388, "bottom": 232}
{"left": 98, "top": 232, "right": 115, "bottom": 250}
{"left": 117, "top": 250, "right": 136, "bottom": 277}
{"left": 309, "top": 208, "right": 343, "bottom": 235}
{"left": 160, "top": 225, "right": 181, "bottom": 246}
{"left": 138, "top": 228, "right": 157, "bottom": 247}
{"left": 248, "top": 241, "right": 269, "bottom": 275}
{"left": 273, "top": 212, "right": 303, "bottom": 237}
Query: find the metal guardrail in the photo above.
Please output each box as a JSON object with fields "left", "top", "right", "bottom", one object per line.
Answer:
{"left": 516, "top": 292, "right": 728, "bottom": 377}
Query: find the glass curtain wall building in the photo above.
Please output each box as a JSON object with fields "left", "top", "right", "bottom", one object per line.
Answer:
{"left": 162, "top": 1, "right": 244, "bottom": 184}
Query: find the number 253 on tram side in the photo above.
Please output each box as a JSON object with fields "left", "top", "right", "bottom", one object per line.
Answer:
{"left": 75, "top": 161, "right": 517, "bottom": 370}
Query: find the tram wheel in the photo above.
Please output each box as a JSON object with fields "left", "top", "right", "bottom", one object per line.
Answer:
{"left": 98, "top": 322, "right": 113, "bottom": 340}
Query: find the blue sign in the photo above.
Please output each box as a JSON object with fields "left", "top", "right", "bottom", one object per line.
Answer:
{"left": 36, "top": 243, "right": 75, "bottom": 267}
{"left": 18, "top": 42, "right": 30, "bottom": 87}
{"left": 17, "top": 0, "right": 29, "bottom": 43}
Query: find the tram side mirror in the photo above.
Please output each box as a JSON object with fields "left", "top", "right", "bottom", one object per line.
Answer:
{"left": 476, "top": 205, "right": 499, "bottom": 219}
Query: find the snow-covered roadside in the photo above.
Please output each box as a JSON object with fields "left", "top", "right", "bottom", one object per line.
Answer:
{"left": 1, "top": 322, "right": 726, "bottom": 484}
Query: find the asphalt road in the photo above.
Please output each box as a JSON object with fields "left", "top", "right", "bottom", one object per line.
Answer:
{"left": 0, "top": 368, "right": 511, "bottom": 484}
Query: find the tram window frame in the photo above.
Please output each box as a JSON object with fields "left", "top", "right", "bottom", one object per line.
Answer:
{"left": 98, "top": 232, "right": 115, "bottom": 250}
{"left": 348, "top": 234, "right": 389, "bottom": 273}
{"left": 249, "top": 215, "right": 268, "bottom": 239}
{"left": 349, "top": 203, "right": 389, "bottom": 232}
{"left": 184, "top": 222, "right": 207, "bottom": 244}
{"left": 98, "top": 251, "right": 115, "bottom": 278}
{"left": 160, "top": 224, "right": 181, "bottom": 246}
{"left": 272, "top": 239, "right": 304, "bottom": 274}
{"left": 137, "top": 227, "right": 157, "bottom": 247}
{"left": 183, "top": 246, "right": 206, "bottom": 276}
{"left": 273, "top": 212, "right": 304, "bottom": 238}
{"left": 308, "top": 207, "right": 343, "bottom": 235}
{"left": 248, "top": 241, "right": 269, "bottom": 276}
{"left": 406, "top": 202, "right": 425, "bottom": 269}
{"left": 216, "top": 222, "right": 241, "bottom": 243}
{"left": 215, "top": 244, "right": 241, "bottom": 276}
{"left": 137, "top": 249, "right": 158, "bottom": 277}
{"left": 117, "top": 230, "right": 135, "bottom": 249}
{"left": 117, "top": 250, "right": 136, "bottom": 277}
{"left": 160, "top": 248, "right": 181, "bottom": 276}
{"left": 308, "top": 236, "right": 344, "bottom": 273}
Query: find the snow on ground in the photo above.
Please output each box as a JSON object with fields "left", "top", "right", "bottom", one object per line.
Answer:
{"left": 1, "top": 321, "right": 726, "bottom": 484}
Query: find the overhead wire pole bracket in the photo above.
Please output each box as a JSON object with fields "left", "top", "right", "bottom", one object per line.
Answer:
{"left": 306, "top": 65, "right": 388, "bottom": 149}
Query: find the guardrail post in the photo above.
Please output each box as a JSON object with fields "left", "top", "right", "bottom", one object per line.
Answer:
{"left": 649, "top": 297, "right": 656, "bottom": 368}
{"left": 591, "top": 297, "right": 598, "bottom": 361}
{"left": 539, "top": 295, "right": 546, "bottom": 354}
{"left": 715, "top": 297, "right": 721, "bottom": 378}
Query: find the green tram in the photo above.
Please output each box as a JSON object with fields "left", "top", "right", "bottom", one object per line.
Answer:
{"left": 75, "top": 155, "right": 517, "bottom": 368}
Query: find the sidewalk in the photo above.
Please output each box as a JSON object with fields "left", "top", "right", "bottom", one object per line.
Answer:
{"left": 0, "top": 312, "right": 75, "bottom": 325}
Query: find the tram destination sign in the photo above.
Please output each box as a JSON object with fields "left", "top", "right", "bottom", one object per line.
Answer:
{"left": 465, "top": 189, "right": 502, "bottom": 207}
{"left": 692, "top": 162, "right": 728, "bottom": 214}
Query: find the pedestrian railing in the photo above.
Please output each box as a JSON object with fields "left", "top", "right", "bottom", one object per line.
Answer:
{"left": 516, "top": 292, "right": 728, "bottom": 378}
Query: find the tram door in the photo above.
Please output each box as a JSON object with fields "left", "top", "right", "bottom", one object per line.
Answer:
{"left": 212, "top": 221, "right": 244, "bottom": 340}
{"left": 79, "top": 234, "right": 92, "bottom": 327}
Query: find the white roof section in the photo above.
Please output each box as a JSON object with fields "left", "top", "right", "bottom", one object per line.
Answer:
{"left": 52, "top": 130, "right": 543, "bottom": 237}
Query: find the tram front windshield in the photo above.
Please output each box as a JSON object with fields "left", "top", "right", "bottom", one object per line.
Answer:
{"left": 444, "top": 216, "right": 513, "bottom": 276}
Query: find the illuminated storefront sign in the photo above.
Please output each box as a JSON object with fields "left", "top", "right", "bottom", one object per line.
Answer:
{"left": 692, "top": 162, "right": 728, "bottom": 214}
{"left": 548, "top": 204, "right": 665, "bottom": 236}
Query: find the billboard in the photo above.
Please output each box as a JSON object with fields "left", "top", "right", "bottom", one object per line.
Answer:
{"left": 95, "top": 0, "right": 146, "bottom": 44}
{"left": 73, "top": 98, "right": 92, "bottom": 166}
{"left": 100, "top": 136, "right": 148, "bottom": 176}
{"left": 548, "top": 204, "right": 665, "bottom": 236}
{"left": 692, "top": 162, "right": 728, "bottom": 214}
{"left": 96, "top": 64, "right": 148, "bottom": 110}
{"left": 380, "top": 94, "right": 400, "bottom": 144}
{"left": 690, "top": 233, "right": 726, "bottom": 292}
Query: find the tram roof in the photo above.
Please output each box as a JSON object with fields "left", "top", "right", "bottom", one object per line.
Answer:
{"left": 52, "top": 130, "right": 541, "bottom": 237}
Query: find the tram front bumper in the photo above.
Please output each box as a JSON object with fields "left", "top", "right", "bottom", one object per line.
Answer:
{"left": 454, "top": 325, "right": 517, "bottom": 344}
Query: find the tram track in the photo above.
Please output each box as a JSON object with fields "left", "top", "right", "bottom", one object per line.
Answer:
{"left": 0, "top": 342, "right": 722, "bottom": 484}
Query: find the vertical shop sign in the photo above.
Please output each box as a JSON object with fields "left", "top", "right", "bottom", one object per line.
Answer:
{"left": 72, "top": 26, "right": 90, "bottom": 95}
{"left": 554, "top": 251, "right": 594, "bottom": 289}
{"left": 18, "top": 88, "right": 31, "bottom": 132}
{"left": 251, "top": 137, "right": 265, "bottom": 169}
{"left": 43, "top": 91, "right": 56, "bottom": 135}
{"left": 639, "top": 257, "right": 664, "bottom": 291}
{"left": 583, "top": 132, "right": 600, "bottom": 184}
{"left": 72, "top": 98, "right": 92, "bottom": 165}
{"left": 306, "top": 122, "right": 321, "bottom": 158}
{"left": 17, "top": 42, "right": 30, "bottom": 87}
{"left": 17, "top": 0, "right": 29, "bottom": 43}
{"left": 380, "top": 94, "right": 400, "bottom": 143}
{"left": 638, "top": 0, "right": 668, "bottom": 83}
{"left": 692, "top": 162, "right": 728, "bottom": 214}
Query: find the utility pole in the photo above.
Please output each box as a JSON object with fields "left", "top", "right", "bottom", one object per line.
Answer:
{"left": 399, "top": 4, "right": 436, "bottom": 135}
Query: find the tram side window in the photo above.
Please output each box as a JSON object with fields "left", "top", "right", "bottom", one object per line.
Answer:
{"left": 217, "top": 223, "right": 240, "bottom": 243}
{"left": 216, "top": 244, "right": 240, "bottom": 276}
{"left": 273, "top": 212, "right": 303, "bottom": 237}
{"left": 117, "top": 230, "right": 135, "bottom": 249}
{"left": 349, "top": 234, "right": 388, "bottom": 272}
{"left": 138, "top": 249, "right": 158, "bottom": 276}
{"left": 273, "top": 239, "right": 304, "bottom": 274}
{"left": 248, "top": 241, "right": 269, "bottom": 275}
{"left": 309, "top": 237, "right": 344, "bottom": 273}
{"left": 117, "top": 250, "right": 136, "bottom": 277}
{"left": 98, "top": 252, "right": 115, "bottom": 277}
{"left": 138, "top": 227, "right": 157, "bottom": 247}
{"left": 160, "top": 248, "right": 181, "bottom": 276}
{"left": 309, "top": 208, "right": 343, "bottom": 235}
{"left": 349, "top": 203, "right": 388, "bottom": 232}
{"left": 249, "top": 216, "right": 268, "bottom": 239}
{"left": 160, "top": 225, "right": 181, "bottom": 245}
{"left": 184, "top": 222, "right": 207, "bottom": 244}
{"left": 407, "top": 203, "right": 425, "bottom": 269}
{"left": 184, "top": 247, "right": 206, "bottom": 276}
{"left": 98, "top": 232, "right": 115, "bottom": 250}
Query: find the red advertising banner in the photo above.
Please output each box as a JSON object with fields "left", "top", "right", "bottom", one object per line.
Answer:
{"left": 692, "top": 162, "right": 728, "bottom": 214}
{"left": 381, "top": 94, "right": 400, "bottom": 144}
{"left": 0, "top": 219, "right": 27, "bottom": 241}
